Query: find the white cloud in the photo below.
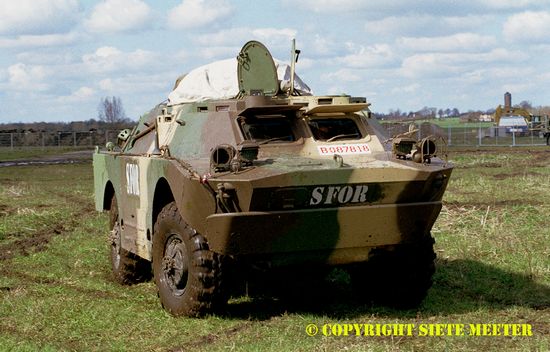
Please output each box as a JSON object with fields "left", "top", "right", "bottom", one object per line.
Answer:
{"left": 99, "top": 78, "right": 115, "bottom": 91}
{"left": 400, "top": 49, "right": 529, "bottom": 78}
{"left": 195, "top": 28, "right": 249, "bottom": 46}
{"left": 7, "top": 63, "right": 51, "bottom": 91}
{"left": 484, "top": 0, "right": 550, "bottom": 9}
{"left": 0, "top": 0, "right": 79, "bottom": 35}
{"left": 321, "top": 69, "right": 362, "bottom": 82}
{"left": 290, "top": 0, "right": 550, "bottom": 15}
{"left": 503, "top": 11, "right": 550, "bottom": 43}
{"left": 72, "top": 86, "right": 95, "bottom": 98}
{"left": 60, "top": 86, "right": 96, "bottom": 102}
{"left": 310, "top": 35, "right": 335, "bottom": 56}
{"left": 398, "top": 33, "right": 496, "bottom": 53}
{"left": 501, "top": 82, "right": 531, "bottom": 94}
{"left": 167, "top": 0, "right": 232, "bottom": 29}
{"left": 84, "top": 0, "right": 152, "bottom": 33}
{"left": 0, "top": 32, "right": 80, "bottom": 49}
{"left": 326, "top": 85, "right": 348, "bottom": 95}
{"left": 391, "top": 83, "right": 420, "bottom": 94}
{"left": 16, "top": 51, "right": 76, "bottom": 65}
{"left": 487, "top": 48, "right": 529, "bottom": 62}
{"left": 82, "top": 46, "right": 159, "bottom": 73}
{"left": 296, "top": 58, "right": 314, "bottom": 70}
{"left": 366, "top": 14, "right": 494, "bottom": 38}
{"left": 98, "top": 75, "right": 168, "bottom": 94}
{"left": 190, "top": 27, "right": 299, "bottom": 67}
{"left": 442, "top": 15, "right": 494, "bottom": 30}
{"left": 251, "top": 28, "right": 296, "bottom": 46}
{"left": 194, "top": 27, "right": 296, "bottom": 50}
{"left": 198, "top": 46, "right": 240, "bottom": 60}
{"left": 287, "top": 0, "right": 385, "bottom": 13}
{"left": 337, "top": 44, "right": 396, "bottom": 68}
{"left": 493, "top": 66, "right": 535, "bottom": 79}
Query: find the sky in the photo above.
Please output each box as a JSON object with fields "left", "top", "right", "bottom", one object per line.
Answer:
{"left": 1, "top": 0, "right": 550, "bottom": 123}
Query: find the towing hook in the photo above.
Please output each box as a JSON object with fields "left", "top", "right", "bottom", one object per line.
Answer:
{"left": 333, "top": 154, "right": 344, "bottom": 167}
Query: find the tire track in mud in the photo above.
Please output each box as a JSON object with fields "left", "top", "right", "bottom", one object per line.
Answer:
{"left": 0, "top": 318, "right": 85, "bottom": 352}
{"left": 444, "top": 199, "right": 545, "bottom": 209}
{"left": 168, "top": 321, "right": 257, "bottom": 352}
{"left": 0, "top": 191, "right": 95, "bottom": 261}
{"left": 0, "top": 268, "right": 122, "bottom": 300}
{"left": 0, "top": 150, "right": 92, "bottom": 168}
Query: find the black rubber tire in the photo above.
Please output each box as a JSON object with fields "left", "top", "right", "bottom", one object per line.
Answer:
{"left": 348, "top": 235, "right": 436, "bottom": 309}
{"left": 152, "top": 202, "right": 226, "bottom": 317}
{"left": 109, "top": 196, "right": 151, "bottom": 285}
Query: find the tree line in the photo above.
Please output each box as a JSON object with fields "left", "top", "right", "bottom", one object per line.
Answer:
{"left": 376, "top": 100, "right": 550, "bottom": 121}
{"left": 3, "top": 97, "right": 550, "bottom": 133}
{"left": 0, "top": 96, "right": 134, "bottom": 133}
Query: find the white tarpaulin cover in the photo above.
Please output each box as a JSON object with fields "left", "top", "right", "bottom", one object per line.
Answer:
{"left": 168, "top": 58, "right": 312, "bottom": 105}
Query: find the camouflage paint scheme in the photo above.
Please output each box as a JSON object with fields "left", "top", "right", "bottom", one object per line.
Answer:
{"left": 93, "top": 41, "right": 452, "bottom": 270}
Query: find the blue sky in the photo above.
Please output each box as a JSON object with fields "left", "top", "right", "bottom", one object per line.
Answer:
{"left": 1, "top": 0, "right": 550, "bottom": 123}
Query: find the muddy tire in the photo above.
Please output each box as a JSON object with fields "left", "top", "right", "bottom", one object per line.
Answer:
{"left": 348, "top": 235, "right": 436, "bottom": 308}
{"left": 152, "top": 202, "right": 226, "bottom": 317}
{"left": 109, "top": 196, "right": 151, "bottom": 285}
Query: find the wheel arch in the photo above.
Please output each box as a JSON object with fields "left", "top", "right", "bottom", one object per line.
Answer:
{"left": 152, "top": 177, "right": 175, "bottom": 229}
{"left": 103, "top": 181, "right": 115, "bottom": 211}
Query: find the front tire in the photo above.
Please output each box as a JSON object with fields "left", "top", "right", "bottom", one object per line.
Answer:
{"left": 348, "top": 235, "right": 436, "bottom": 308}
{"left": 152, "top": 202, "right": 226, "bottom": 317}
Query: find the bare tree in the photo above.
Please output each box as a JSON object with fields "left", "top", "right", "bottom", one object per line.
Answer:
{"left": 517, "top": 100, "right": 533, "bottom": 110}
{"left": 98, "top": 96, "right": 127, "bottom": 124}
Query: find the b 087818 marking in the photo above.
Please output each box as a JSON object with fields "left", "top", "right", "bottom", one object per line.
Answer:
{"left": 317, "top": 143, "right": 371, "bottom": 156}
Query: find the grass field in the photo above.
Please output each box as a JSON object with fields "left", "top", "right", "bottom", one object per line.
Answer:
{"left": 0, "top": 148, "right": 549, "bottom": 351}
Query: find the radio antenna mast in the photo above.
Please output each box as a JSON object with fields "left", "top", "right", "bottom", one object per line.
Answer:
{"left": 289, "top": 39, "right": 300, "bottom": 96}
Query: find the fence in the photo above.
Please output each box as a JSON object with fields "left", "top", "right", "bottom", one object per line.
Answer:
{"left": 0, "top": 131, "right": 120, "bottom": 149}
{"left": 0, "top": 125, "right": 548, "bottom": 149}
{"left": 383, "top": 123, "right": 549, "bottom": 147}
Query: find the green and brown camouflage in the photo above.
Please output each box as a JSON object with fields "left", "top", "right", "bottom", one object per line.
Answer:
{"left": 93, "top": 40, "right": 453, "bottom": 316}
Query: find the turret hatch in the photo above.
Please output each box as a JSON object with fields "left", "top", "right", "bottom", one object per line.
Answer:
{"left": 237, "top": 41, "right": 279, "bottom": 97}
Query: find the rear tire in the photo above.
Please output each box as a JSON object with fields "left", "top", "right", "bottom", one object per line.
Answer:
{"left": 109, "top": 196, "right": 151, "bottom": 285}
{"left": 152, "top": 202, "right": 226, "bottom": 317}
{"left": 348, "top": 235, "right": 436, "bottom": 308}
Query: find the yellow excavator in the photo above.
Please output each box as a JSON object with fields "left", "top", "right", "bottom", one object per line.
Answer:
{"left": 494, "top": 105, "right": 550, "bottom": 145}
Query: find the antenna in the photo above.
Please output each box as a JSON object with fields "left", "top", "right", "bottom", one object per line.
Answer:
{"left": 289, "top": 39, "right": 300, "bottom": 96}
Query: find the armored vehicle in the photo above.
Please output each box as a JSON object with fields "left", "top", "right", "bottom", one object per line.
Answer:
{"left": 93, "top": 40, "right": 453, "bottom": 316}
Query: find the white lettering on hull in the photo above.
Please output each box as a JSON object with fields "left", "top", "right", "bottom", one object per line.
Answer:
{"left": 309, "top": 185, "right": 369, "bottom": 205}
{"left": 126, "top": 163, "right": 140, "bottom": 196}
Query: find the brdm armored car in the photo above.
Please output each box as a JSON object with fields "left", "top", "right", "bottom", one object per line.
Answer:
{"left": 93, "top": 40, "right": 453, "bottom": 316}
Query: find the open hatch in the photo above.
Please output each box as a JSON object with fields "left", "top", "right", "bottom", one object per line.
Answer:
{"left": 237, "top": 41, "right": 279, "bottom": 97}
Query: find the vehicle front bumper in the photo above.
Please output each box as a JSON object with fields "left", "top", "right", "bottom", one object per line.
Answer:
{"left": 205, "top": 201, "right": 442, "bottom": 265}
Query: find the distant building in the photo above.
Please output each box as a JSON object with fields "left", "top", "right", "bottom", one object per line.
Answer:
{"left": 498, "top": 115, "right": 528, "bottom": 134}
{"left": 504, "top": 92, "right": 512, "bottom": 109}
{"left": 479, "top": 114, "right": 493, "bottom": 122}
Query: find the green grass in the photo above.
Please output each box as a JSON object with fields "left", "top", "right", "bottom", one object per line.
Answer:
{"left": 421, "top": 117, "right": 493, "bottom": 129}
{"left": 0, "top": 152, "right": 549, "bottom": 351}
